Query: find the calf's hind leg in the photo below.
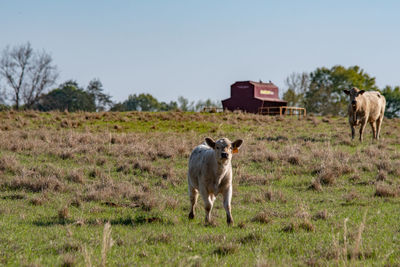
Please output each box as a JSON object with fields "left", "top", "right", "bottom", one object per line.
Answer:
{"left": 376, "top": 116, "right": 384, "bottom": 140}
{"left": 370, "top": 121, "right": 377, "bottom": 140}
{"left": 188, "top": 186, "right": 198, "bottom": 219}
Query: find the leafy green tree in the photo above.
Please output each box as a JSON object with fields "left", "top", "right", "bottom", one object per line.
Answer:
{"left": 110, "top": 102, "right": 126, "bottom": 112}
{"left": 0, "top": 104, "right": 9, "bottom": 111}
{"left": 111, "top": 93, "right": 160, "bottom": 111}
{"left": 136, "top": 93, "right": 159, "bottom": 111}
{"left": 159, "top": 101, "right": 178, "bottom": 111}
{"left": 178, "top": 96, "right": 189, "bottom": 111}
{"left": 111, "top": 94, "right": 222, "bottom": 113}
{"left": 195, "top": 98, "right": 222, "bottom": 111}
{"left": 120, "top": 94, "right": 139, "bottom": 111}
{"left": 36, "top": 80, "right": 96, "bottom": 112}
{"left": 305, "top": 65, "right": 377, "bottom": 115}
{"left": 382, "top": 85, "right": 400, "bottom": 118}
{"left": 86, "top": 79, "right": 113, "bottom": 111}
{"left": 178, "top": 96, "right": 195, "bottom": 111}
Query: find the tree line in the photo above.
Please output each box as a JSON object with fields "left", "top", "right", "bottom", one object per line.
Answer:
{"left": 0, "top": 43, "right": 221, "bottom": 112}
{"left": 1, "top": 43, "right": 400, "bottom": 117}
{"left": 282, "top": 65, "right": 400, "bottom": 118}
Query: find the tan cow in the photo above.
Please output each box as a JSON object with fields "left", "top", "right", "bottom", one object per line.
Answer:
{"left": 188, "top": 137, "right": 243, "bottom": 225}
{"left": 343, "top": 87, "right": 386, "bottom": 141}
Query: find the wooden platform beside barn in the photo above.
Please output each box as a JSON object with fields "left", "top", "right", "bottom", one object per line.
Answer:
{"left": 258, "top": 106, "right": 306, "bottom": 118}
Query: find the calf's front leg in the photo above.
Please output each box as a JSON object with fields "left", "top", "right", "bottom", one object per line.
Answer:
{"left": 222, "top": 186, "right": 233, "bottom": 225}
{"left": 359, "top": 119, "right": 367, "bottom": 142}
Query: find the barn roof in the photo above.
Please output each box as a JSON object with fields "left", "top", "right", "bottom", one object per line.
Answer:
{"left": 231, "top": 80, "right": 278, "bottom": 86}
{"left": 249, "top": 81, "right": 278, "bottom": 87}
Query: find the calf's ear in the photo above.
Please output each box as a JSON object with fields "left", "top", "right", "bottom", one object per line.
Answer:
{"left": 357, "top": 90, "right": 365, "bottom": 95}
{"left": 343, "top": 90, "right": 350, "bottom": 95}
{"left": 205, "top": 137, "right": 216, "bottom": 148}
{"left": 232, "top": 139, "right": 243, "bottom": 149}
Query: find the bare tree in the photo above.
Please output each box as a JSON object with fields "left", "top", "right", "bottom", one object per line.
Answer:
{"left": 0, "top": 87, "right": 6, "bottom": 104}
{"left": 0, "top": 42, "right": 58, "bottom": 109}
{"left": 24, "top": 50, "right": 58, "bottom": 108}
{"left": 283, "top": 72, "right": 310, "bottom": 107}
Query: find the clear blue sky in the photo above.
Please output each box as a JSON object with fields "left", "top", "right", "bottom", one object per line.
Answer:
{"left": 1, "top": 0, "right": 399, "bottom": 103}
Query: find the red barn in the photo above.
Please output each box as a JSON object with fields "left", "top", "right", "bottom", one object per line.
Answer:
{"left": 221, "top": 81, "right": 287, "bottom": 113}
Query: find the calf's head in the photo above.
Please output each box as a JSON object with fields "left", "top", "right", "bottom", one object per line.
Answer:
{"left": 205, "top": 137, "right": 243, "bottom": 164}
{"left": 343, "top": 87, "right": 365, "bottom": 110}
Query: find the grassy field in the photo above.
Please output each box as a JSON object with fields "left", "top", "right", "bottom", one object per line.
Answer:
{"left": 0, "top": 110, "right": 399, "bottom": 266}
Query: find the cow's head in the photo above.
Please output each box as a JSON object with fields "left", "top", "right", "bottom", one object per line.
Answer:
{"left": 205, "top": 137, "right": 243, "bottom": 164}
{"left": 343, "top": 87, "right": 365, "bottom": 110}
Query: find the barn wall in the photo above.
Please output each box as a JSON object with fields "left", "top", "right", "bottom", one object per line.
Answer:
{"left": 222, "top": 98, "right": 263, "bottom": 113}
{"left": 231, "top": 82, "right": 254, "bottom": 98}
{"left": 221, "top": 81, "right": 288, "bottom": 114}
{"left": 254, "top": 84, "right": 279, "bottom": 100}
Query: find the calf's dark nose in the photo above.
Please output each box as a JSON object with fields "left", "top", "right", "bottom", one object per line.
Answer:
{"left": 221, "top": 152, "right": 228, "bottom": 158}
{"left": 351, "top": 100, "right": 357, "bottom": 105}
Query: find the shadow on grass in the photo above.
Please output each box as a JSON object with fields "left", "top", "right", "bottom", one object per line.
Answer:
{"left": 296, "top": 136, "right": 328, "bottom": 143}
{"left": 1, "top": 193, "right": 25, "bottom": 200}
{"left": 257, "top": 135, "right": 288, "bottom": 142}
{"left": 32, "top": 213, "right": 171, "bottom": 227}
{"left": 33, "top": 217, "right": 74, "bottom": 226}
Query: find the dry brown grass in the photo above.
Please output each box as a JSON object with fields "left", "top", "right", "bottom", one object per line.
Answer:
{"left": 66, "top": 169, "right": 85, "bottom": 184}
{"left": 0, "top": 154, "right": 20, "bottom": 173}
{"left": 251, "top": 211, "right": 271, "bottom": 224}
{"left": 84, "top": 178, "right": 140, "bottom": 202}
{"left": 147, "top": 233, "right": 172, "bottom": 244}
{"left": 374, "top": 183, "right": 398, "bottom": 198}
{"left": 213, "top": 243, "right": 238, "bottom": 255}
{"left": 101, "top": 222, "right": 113, "bottom": 267}
{"left": 88, "top": 168, "right": 105, "bottom": 179}
{"left": 61, "top": 254, "right": 76, "bottom": 267}
{"left": 287, "top": 155, "right": 301, "bottom": 165}
{"left": 299, "top": 220, "right": 315, "bottom": 232}
{"left": 58, "top": 206, "right": 69, "bottom": 221}
{"left": 318, "top": 170, "right": 336, "bottom": 185}
{"left": 30, "top": 194, "right": 47, "bottom": 206}
{"left": 5, "top": 176, "right": 64, "bottom": 192}
{"left": 309, "top": 179, "right": 323, "bottom": 191}
{"left": 264, "top": 188, "right": 286, "bottom": 203}
{"left": 313, "top": 209, "right": 329, "bottom": 220}
{"left": 249, "top": 148, "right": 278, "bottom": 163}
{"left": 238, "top": 232, "right": 262, "bottom": 244}
{"left": 344, "top": 191, "right": 359, "bottom": 203}
{"left": 132, "top": 159, "right": 153, "bottom": 173}
{"left": 376, "top": 170, "right": 387, "bottom": 181}
{"left": 238, "top": 173, "right": 268, "bottom": 186}
{"left": 282, "top": 219, "right": 315, "bottom": 232}
{"left": 376, "top": 159, "right": 392, "bottom": 173}
{"left": 328, "top": 210, "right": 370, "bottom": 262}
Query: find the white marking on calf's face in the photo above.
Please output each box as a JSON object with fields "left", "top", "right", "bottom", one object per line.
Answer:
{"left": 215, "top": 139, "right": 232, "bottom": 163}
{"left": 205, "top": 137, "right": 243, "bottom": 164}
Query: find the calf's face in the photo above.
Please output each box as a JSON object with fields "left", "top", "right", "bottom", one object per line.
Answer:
{"left": 205, "top": 137, "right": 243, "bottom": 163}
{"left": 343, "top": 87, "right": 365, "bottom": 110}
